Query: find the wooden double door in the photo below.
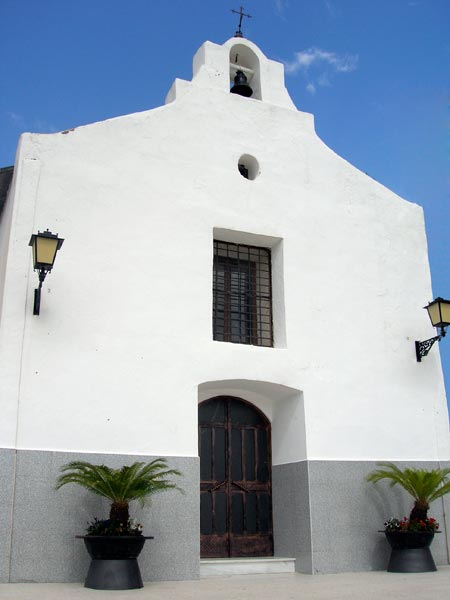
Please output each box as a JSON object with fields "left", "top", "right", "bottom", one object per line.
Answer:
{"left": 199, "top": 396, "right": 273, "bottom": 558}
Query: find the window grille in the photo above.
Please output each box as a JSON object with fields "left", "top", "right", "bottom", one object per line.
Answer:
{"left": 213, "top": 240, "right": 273, "bottom": 347}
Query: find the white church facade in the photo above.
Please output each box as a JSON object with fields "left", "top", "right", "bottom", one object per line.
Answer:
{"left": 0, "top": 35, "right": 449, "bottom": 582}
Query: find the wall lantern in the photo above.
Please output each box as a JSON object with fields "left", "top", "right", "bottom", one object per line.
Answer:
{"left": 415, "top": 297, "right": 450, "bottom": 362}
{"left": 28, "top": 229, "right": 64, "bottom": 315}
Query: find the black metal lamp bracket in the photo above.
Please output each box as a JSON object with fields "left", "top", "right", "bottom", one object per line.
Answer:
{"left": 415, "top": 328, "right": 446, "bottom": 362}
{"left": 33, "top": 269, "right": 48, "bottom": 316}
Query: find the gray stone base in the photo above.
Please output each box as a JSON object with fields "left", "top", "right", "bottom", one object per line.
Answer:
{"left": 272, "top": 461, "right": 312, "bottom": 573}
{"left": 0, "top": 449, "right": 199, "bottom": 583}
{"left": 0, "top": 449, "right": 15, "bottom": 582}
{"left": 2, "top": 451, "right": 450, "bottom": 582}
{"left": 273, "top": 460, "right": 450, "bottom": 574}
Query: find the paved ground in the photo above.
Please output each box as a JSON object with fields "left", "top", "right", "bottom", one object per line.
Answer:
{"left": 1, "top": 568, "right": 450, "bottom": 600}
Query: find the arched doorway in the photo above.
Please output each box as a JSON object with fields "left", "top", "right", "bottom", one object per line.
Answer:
{"left": 199, "top": 396, "right": 273, "bottom": 557}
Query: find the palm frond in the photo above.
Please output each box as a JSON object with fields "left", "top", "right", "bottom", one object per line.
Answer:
{"left": 428, "top": 479, "right": 450, "bottom": 503}
{"left": 56, "top": 461, "right": 117, "bottom": 500}
{"left": 56, "top": 458, "right": 183, "bottom": 506}
{"left": 366, "top": 462, "right": 450, "bottom": 505}
{"left": 111, "top": 460, "right": 183, "bottom": 506}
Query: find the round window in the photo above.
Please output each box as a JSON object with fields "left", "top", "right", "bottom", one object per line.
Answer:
{"left": 237, "top": 154, "right": 259, "bottom": 180}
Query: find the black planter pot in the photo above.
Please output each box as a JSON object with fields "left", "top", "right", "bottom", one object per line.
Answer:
{"left": 76, "top": 535, "right": 153, "bottom": 590}
{"left": 384, "top": 531, "right": 437, "bottom": 573}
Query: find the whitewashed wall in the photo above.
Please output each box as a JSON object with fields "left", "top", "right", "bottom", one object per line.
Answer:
{"left": 0, "top": 38, "right": 448, "bottom": 464}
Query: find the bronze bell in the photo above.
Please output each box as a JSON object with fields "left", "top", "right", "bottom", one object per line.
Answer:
{"left": 230, "top": 70, "right": 253, "bottom": 97}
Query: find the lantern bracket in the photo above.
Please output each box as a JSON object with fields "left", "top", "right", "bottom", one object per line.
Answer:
{"left": 415, "top": 328, "right": 446, "bottom": 362}
{"left": 33, "top": 269, "right": 48, "bottom": 315}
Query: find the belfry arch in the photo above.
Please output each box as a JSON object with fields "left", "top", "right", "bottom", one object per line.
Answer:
{"left": 229, "top": 44, "right": 261, "bottom": 100}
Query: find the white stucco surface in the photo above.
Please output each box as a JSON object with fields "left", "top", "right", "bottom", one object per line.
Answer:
{"left": 0, "top": 37, "right": 448, "bottom": 462}
{"left": 199, "top": 380, "right": 306, "bottom": 466}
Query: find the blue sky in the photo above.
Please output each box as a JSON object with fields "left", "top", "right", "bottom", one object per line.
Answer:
{"left": 1, "top": 0, "right": 449, "bottom": 411}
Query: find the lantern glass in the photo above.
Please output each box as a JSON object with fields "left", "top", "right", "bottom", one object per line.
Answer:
{"left": 29, "top": 230, "right": 64, "bottom": 271}
{"left": 426, "top": 298, "right": 450, "bottom": 329}
{"left": 35, "top": 236, "right": 59, "bottom": 267}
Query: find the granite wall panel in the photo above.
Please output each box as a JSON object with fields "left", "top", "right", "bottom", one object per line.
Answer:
{"left": 8, "top": 450, "right": 199, "bottom": 583}
{"left": 272, "top": 461, "right": 313, "bottom": 573}
{"left": 0, "top": 449, "right": 15, "bottom": 582}
{"left": 4, "top": 451, "right": 449, "bottom": 581}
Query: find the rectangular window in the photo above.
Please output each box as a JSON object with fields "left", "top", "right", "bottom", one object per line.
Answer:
{"left": 213, "top": 240, "right": 273, "bottom": 347}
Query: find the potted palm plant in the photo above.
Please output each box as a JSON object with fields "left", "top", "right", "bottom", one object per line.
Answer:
{"left": 56, "top": 459, "right": 182, "bottom": 590}
{"left": 366, "top": 462, "right": 450, "bottom": 573}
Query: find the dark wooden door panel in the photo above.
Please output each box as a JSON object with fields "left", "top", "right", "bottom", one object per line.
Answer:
{"left": 229, "top": 534, "right": 273, "bottom": 557}
{"left": 199, "top": 396, "right": 273, "bottom": 558}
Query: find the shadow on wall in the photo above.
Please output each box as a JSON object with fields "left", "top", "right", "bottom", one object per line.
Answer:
{"left": 198, "top": 379, "right": 305, "bottom": 467}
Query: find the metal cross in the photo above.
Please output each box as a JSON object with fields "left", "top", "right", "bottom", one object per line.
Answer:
{"left": 231, "top": 6, "right": 252, "bottom": 38}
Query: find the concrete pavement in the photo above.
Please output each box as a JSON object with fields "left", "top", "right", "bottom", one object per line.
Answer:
{"left": 1, "top": 568, "right": 450, "bottom": 600}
